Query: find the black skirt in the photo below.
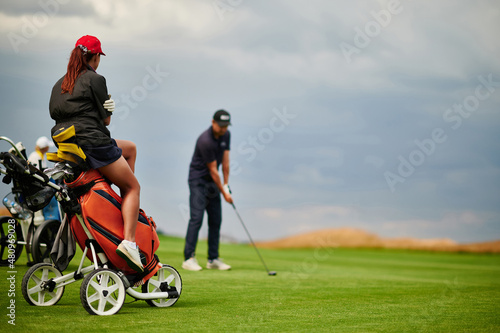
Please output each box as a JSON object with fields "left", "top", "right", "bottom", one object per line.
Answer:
{"left": 81, "top": 139, "right": 122, "bottom": 169}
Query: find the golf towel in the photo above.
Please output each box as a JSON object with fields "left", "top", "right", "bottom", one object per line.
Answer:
{"left": 50, "top": 214, "right": 76, "bottom": 271}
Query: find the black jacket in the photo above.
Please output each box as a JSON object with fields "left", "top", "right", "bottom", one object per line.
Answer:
{"left": 49, "top": 66, "right": 112, "bottom": 147}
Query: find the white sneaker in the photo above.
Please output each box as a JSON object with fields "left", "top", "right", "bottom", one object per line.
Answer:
{"left": 116, "top": 241, "right": 144, "bottom": 273}
{"left": 182, "top": 257, "right": 202, "bottom": 271}
{"left": 206, "top": 258, "right": 231, "bottom": 270}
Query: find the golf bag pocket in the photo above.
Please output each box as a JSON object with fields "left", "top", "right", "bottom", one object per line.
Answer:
{"left": 66, "top": 169, "right": 160, "bottom": 280}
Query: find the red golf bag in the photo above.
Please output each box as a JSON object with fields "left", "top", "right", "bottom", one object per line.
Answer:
{"left": 66, "top": 169, "right": 161, "bottom": 283}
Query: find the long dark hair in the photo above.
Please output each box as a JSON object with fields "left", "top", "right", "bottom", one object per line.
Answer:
{"left": 61, "top": 47, "right": 95, "bottom": 94}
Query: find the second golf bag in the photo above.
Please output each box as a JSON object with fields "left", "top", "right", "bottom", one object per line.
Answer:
{"left": 66, "top": 168, "right": 161, "bottom": 283}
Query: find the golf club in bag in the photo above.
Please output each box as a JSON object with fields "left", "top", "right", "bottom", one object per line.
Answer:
{"left": 228, "top": 187, "right": 276, "bottom": 276}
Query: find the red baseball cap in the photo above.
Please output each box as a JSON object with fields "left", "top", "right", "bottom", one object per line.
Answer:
{"left": 75, "top": 35, "right": 106, "bottom": 55}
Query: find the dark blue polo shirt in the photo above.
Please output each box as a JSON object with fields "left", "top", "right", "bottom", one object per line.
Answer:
{"left": 188, "top": 127, "right": 230, "bottom": 181}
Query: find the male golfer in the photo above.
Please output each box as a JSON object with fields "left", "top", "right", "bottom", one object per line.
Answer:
{"left": 182, "top": 110, "right": 233, "bottom": 271}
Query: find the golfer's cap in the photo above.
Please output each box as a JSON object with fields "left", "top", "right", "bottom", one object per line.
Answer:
{"left": 36, "top": 136, "right": 54, "bottom": 149}
{"left": 213, "top": 109, "right": 231, "bottom": 126}
{"left": 75, "top": 35, "right": 106, "bottom": 56}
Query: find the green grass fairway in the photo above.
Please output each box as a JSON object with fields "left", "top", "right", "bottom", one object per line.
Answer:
{"left": 1, "top": 235, "right": 499, "bottom": 332}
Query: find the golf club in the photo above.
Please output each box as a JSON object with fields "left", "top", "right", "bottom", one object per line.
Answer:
{"left": 231, "top": 202, "right": 277, "bottom": 276}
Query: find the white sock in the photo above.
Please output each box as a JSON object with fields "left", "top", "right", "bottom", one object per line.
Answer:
{"left": 125, "top": 240, "right": 137, "bottom": 249}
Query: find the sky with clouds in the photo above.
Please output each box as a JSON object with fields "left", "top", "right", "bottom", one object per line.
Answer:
{"left": 0, "top": 0, "right": 499, "bottom": 243}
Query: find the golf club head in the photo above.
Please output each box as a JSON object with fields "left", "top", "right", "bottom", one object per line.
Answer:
{"left": 268, "top": 271, "right": 277, "bottom": 276}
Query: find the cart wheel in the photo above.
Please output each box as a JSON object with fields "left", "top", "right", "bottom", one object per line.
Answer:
{"left": 142, "top": 264, "right": 182, "bottom": 307}
{"left": 0, "top": 216, "right": 24, "bottom": 266}
{"left": 22, "top": 263, "right": 65, "bottom": 306}
{"left": 80, "top": 268, "right": 126, "bottom": 315}
{"left": 31, "top": 219, "right": 60, "bottom": 263}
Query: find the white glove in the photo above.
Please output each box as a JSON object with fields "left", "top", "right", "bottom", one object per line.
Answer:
{"left": 103, "top": 99, "right": 115, "bottom": 113}
{"left": 223, "top": 184, "right": 231, "bottom": 195}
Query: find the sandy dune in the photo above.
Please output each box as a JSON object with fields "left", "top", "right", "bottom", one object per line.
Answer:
{"left": 256, "top": 228, "right": 500, "bottom": 253}
{"left": 0, "top": 207, "right": 11, "bottom": 217}
{"left": 2, "top": 206, "right": 497, "bottom": 254}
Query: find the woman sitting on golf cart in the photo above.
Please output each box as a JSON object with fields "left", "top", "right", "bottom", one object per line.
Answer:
{"left": 48, "top": 35, "right": 143, "bottom": 273}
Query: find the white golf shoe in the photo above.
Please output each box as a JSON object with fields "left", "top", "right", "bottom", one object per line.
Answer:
{"left": 116, "top": 240, "right": 144, "bottom": 273}
{"left": 206, "top": 258, "right": 231, "bottom": 270}
{"left": 182, "top": 257, "right": 203, "bottom": 271}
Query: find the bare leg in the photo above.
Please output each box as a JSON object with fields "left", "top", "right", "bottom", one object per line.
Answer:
{"left": 116, "top": 139, "right": 137, "bottom": 173}
{"left": 98, "top": 156, "right": 140, "bottom": 242}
